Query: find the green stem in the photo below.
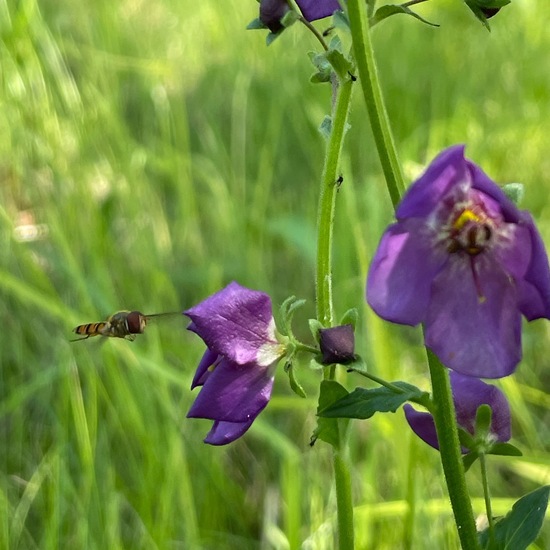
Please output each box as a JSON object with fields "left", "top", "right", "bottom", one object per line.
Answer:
{"left": 480, "top": 454, "right": 495, "bottom": 547}
{"left": 315, "top": 77, "right": 353, "bottom": 329}
{"left": 315, "top": 75, "right": 354, "bottom": 549}
{"left": 333, "top": 450, "right": 355, "bottom": 549}
{"left": 347, "top": 0, "right": 405, "bottom": 208}
{"left": 427, "top": 350, "right": 481, "bottom": 549}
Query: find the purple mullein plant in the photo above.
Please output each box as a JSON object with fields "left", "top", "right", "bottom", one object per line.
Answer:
{"left": 185, "top": 282, "right": 286, "bottom": 445}
{"left": 295, "top": 0, "right": 341, "bottom": 22}
{"left": 404, "top": 372, "right": 511, "bottom": 451}
{"left": 367, "top": 145, "right": 550, "bottom": 378}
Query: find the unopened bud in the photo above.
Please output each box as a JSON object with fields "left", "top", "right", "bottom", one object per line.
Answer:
{"left": 319, "top": 324, "right": 356, "bottom": 365}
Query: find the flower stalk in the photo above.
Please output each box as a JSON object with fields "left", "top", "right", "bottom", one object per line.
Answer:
{"left": 315, "top": 74, "right": 354, "bottom": 548}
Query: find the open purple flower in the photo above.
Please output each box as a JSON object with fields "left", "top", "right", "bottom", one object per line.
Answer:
{"left": 404, "top": 373, "right": 511, "bottom": 452}
{"left": 296, "top": 0, "right": 341, "bottom": 22}
{"left": 185, "top": 282, "right": 286, "bottom": 445}
{"left": 367, "top": 145, "right": 550, "bottom": 378}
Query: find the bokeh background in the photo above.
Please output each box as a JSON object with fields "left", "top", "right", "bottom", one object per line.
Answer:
{"left": 1, "top": 0, "right": 549, "bottom": 548}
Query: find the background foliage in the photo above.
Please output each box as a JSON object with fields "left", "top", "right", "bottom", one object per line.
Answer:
{"left": 1, "top": 0, "right": 549, "bottom": 548}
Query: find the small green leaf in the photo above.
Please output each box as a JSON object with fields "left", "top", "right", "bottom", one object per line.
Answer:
{"left": 311, "top": 381, "right": 349, "bottom": 448}
{"left": 325, "top": 49, "right": 355, "bottom": 80}
{"left": 487, "top": 442, "right": 523, "bottom": 457}
{"left": 319, "top": 382, "right": 427, "bottom": 419}
{"left": 370, "top": 5, "right": 439, "bottom": 28}
{"left": 478, "top": 486, "right": 550, "bottom": 550}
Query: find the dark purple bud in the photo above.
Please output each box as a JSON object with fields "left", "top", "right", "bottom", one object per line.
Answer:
{"left": 319, "top": 324, "right": 356, "bottom": 365}
{"left": 126, "top": 311, "right": 146, "bottom": 334}
{"left": 260, "top": 0, "right": 290, "bottom": 33}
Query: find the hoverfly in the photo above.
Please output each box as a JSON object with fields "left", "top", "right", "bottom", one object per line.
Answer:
{"left": 72, "top": 310, "right": 179, "bottom": 342}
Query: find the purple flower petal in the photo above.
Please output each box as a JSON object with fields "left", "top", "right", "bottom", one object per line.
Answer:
{"left": 185, "top": 281, "right": 278, "bottom": 365}
{"left": 203, "top": 419, "right": 256, "bottom": 446}
{"left": 396, "top": 145, "right": 468, "bottom": 220}
{"left": 295, "top": 0, "right": 341, "bottom": 21}
{"left": 367, "top": 220, "right": 447, "bottom": 325}
{"left": 191, "top": 348, "right": 218, "bottom": 389}
{"left": 187, "top": 358, "right": 274, "bottom": 423}
{"left": 403, "top": 404, "right": 439, "bottom": 449}
{"left": 425, "top": 257, "right": 521, "bottom": 378}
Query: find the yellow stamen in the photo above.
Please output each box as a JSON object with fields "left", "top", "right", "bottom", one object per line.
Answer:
{"left": 453, "top": 209, "right": 481, "bottom": 230}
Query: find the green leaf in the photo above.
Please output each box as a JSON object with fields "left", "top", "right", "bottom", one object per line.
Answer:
{"left": 370, "top": 5, "right": 439, "bottom": 28}
{"left": 310, "top": 381, "right": 349, "bottom": 449}
{"left": 308, "top": 318, "right": 324, "bottom": 343}
{"left": 479, "top": 486, "right": 550, "bottom": 550}
{"left": 319, "top": 382, "right": 427, "bottom": 419}
{"left": 325, "top": 49, "right": 355, "bottom": 80}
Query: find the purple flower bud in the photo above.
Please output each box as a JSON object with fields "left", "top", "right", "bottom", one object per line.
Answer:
{"left": 259, "top": 0, "right": 290, "bottom": 33}
{"left": 295, "top": 0, "right": 341, "bottom": 22}
{"left": 481, "top": 8, "right": 500, "bottom": 18}
{"left": 367, "top": 145, "right": 550, "bottom": 378}
{"left": 185, "top": 282, "right": 286, "bottom": 445}
{"left": 404, "top": 373, "right": 511, "bottom": 452}
{"left": 319, "top": 324, "right": 356, "bottom": 364}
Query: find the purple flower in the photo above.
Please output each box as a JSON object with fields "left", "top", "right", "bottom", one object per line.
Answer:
{"left": 296, "top": 0, "right": 341, "bottom": 22}
{"left": 367, "top": 145, "right": 550, "bottom": 378}
{"left": 185, "top": 282, "right": 286, "bottom": 445}
{"left": 404, "top": 372, "right": 511, "bottom": 452}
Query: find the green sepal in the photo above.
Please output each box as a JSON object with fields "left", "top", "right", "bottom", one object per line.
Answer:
{"left": 343, "top": 354, "right": 367, "bottom": 373}
{"left": 487, "top": 442, "right": 523, "bottom": 457}
{"left": 310, "top": 381, "right": 350, "bottom": 449}
{"left": 319, "top": 381, "right": 428, "bottom": 419}
{"left": 284, "top": 361, "right": 307, "bottom": 398}
{"left": 309, "top": 319, "right": 324, "bottom": 344}
{"left": 475, "top": 404, "right": 492, "bottom": 438}
{"left": 457, "top": 427, "right": 475, "bottom": 451}
{"left": 478, "top": 486, "right": 550, "bottom": 550}
{"left": 280, "top": 10, "right": 300, "bottom": 27}
{"left": 462, "top": 451, "right": 480, "bottom": 473}
{"left": 325, "top": 49, "right": 355, "bottom": 80}
{"left": 370, "top": 5, "right": 439, "bottom": 28}
{"left": 464, "top": 0, "right": 510, "bottom": 30}
{"left": 339, "top": 308, "right": 358, "bottom": 329}
{"left": 247, "top": 18, "right": 267, "bottom": 30}
{"left": 502, "top": 182, "right": 524, "bottom": 205}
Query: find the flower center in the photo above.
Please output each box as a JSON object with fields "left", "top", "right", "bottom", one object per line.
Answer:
{"left": 447, "top": 207, "right": 493, "bottom": 256}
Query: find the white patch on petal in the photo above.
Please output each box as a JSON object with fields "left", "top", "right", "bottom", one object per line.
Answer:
{"left": 256, "top": 318, "right": 286, "bottom": 366}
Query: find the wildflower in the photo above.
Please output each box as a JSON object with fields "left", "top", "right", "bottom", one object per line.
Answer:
{"left": 296, "top": 0, "right": 341, "bottom": 22}
{"left": 367, "top": 145, "right": 550, "bottom": 378}
{"left": 404, "top": 373, "right": 511, "bottom": 452}
{"left": 185, "top": 282, "right": 286, "bottom": 445}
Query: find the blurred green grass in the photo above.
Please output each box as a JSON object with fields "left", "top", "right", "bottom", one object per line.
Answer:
{"left": 1, "top": 0, "right": 550, "bottom": 547}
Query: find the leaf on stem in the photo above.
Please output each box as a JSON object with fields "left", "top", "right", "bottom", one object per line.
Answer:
{"left": 478, "top": 486, "right": 550, "bottom": 550}
{"left": 318, "top": 381, "right": 427, "bottom": 419}
{"left": 311, "top": 380, "right": 349, "bottom": 448}
{"left": 370, "top": 5, "right": 439, "bottom": 28}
